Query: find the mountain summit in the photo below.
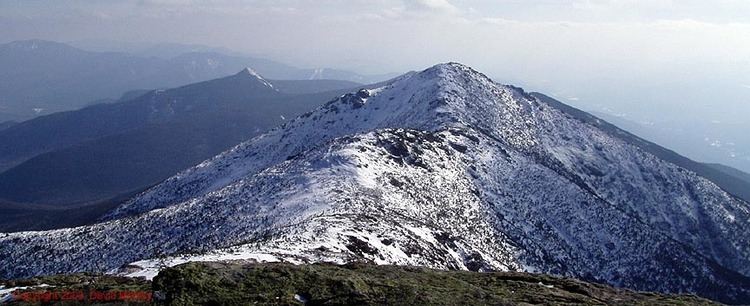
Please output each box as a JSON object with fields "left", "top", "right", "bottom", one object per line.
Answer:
{"left": 234, "top": 67, "right": 276, "bottom": 90}
{"left": 1, "top": 63, "right": 749, "bottom": 303}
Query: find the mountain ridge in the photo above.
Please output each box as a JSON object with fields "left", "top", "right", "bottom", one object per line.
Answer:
{"left": 1, "top": 63, "right": 749, "bottom": 304}
{"left": 0, "top": 39, "right": 389, "bottom": 122}
{"left": 533, "top": 92, "right": 750, "bottom": 204}
{"left": 0, "top": 70, "right": 359, "bottom": 224}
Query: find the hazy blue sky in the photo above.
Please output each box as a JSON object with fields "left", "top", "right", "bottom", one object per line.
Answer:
{"left": 2, "top": 1, "right": 749, "bottom": 74}
{"left": 2, "top": 0, "right": 750, "bottom": 169}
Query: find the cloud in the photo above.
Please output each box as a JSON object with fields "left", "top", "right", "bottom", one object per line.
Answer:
{"left": 403, "top": 0, "right": 459, "bottom": 14}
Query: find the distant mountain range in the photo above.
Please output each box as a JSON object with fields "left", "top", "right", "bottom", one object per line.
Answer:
{"left": 0, "top": 69, "right": 359, "bottom": 231}
{"left": 0, "top": 39, "right": 395, "bottom": 122}
{"left": 68, "top": 39, "right": 245, "bottom": 59}
{"left": 2, "top": 63, "right": 748, "bottom": 304}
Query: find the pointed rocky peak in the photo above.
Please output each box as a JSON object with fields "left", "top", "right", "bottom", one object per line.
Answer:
{"left": 233, "top": 67, "right": 276, "bottom": 90}
{"left": 236, "top": 67, "right": 261, "bottom": 78}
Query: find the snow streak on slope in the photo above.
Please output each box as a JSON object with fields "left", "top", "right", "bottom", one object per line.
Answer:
{"left": 2, "top": 63, "right": 750, "bottom": 303}
{"left": 237, "top": 67, "right": 276, "bottom": 90}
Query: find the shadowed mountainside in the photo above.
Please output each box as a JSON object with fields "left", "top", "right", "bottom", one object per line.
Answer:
{"left": 0, "top": 70, "right": 360, "bottom": 231}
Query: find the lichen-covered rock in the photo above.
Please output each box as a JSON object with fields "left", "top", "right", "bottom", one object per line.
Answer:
{"left": 152, "top": 262, "right": 720, "bottom": 306}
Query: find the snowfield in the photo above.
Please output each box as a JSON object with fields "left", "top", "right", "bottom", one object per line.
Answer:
{"left": 1, "top": 63, "right": 749, "bottom": 303}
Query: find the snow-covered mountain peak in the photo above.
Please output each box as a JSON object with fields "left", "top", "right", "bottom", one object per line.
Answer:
{"left": 417, "top": 62, "right": 486, "bottom": 81}
{"left": 102, "top": 62, "right": 538, "bottom": 219}
{"left": 3, "top": 62, "right": 750, "bottom": 303}
{"left": 307, "top": 62, "right": 534, "bottom": 137}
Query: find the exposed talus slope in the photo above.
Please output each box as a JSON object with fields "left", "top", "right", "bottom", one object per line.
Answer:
{"left": 1, "top": 63, "right": 749, "bottom": 303}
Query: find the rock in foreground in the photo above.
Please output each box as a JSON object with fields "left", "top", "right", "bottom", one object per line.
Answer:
{"left": 153, "top": 262, "right": 718, "bottom": 305}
